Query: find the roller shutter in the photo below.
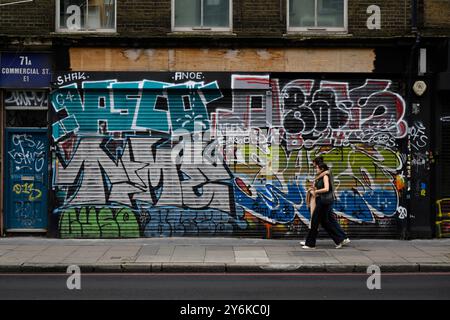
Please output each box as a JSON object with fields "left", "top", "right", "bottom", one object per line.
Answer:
{"left": 51, "top": 73, "right": 406, "bottom": 239}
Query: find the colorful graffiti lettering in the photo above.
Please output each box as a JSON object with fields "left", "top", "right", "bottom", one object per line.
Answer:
{"left": 58, "top": 206, "right": 140, "bottom": 238}
{"left": 231, "top": 144, "right": 402, "bottom": 224}
{"left": 213, "top": 79, "right": 407, "bottom": 149}
{"left": 51, "top": 74, "right": 408, "bottom": 238}
{"left": 51, "top": 80, "right": 222, "bottom": 141}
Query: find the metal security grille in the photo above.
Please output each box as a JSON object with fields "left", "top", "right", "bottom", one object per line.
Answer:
{"left": 51, "top": 73, "right": 406, "bottom": 239}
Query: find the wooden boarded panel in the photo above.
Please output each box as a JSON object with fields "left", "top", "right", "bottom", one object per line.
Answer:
{"left": 70, "top": 48, "right": 375, "bottom": 72}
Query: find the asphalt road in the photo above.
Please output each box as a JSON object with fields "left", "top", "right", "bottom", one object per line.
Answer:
{"left": 0, "top": 273, "right": 449, "bottom": 300}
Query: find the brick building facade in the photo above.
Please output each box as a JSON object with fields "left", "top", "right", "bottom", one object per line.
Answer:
{"left": 0, "top": 0, "right": 448, "bottom": 239}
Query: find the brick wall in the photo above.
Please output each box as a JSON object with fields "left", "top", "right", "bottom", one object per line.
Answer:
{"left": 233, "top": 0, "right": 285, "bottom": 36}
{"left": 423, "top": 0, "right": 450, "bottom": 29}
{"left": 117, "top": 0, "right": 171, "bottom": 35}
{"left": 0, "top": 0, "right": 412, "bottom": 38}
{"left": 348, "top": 0, "right": 411, "bottom": 36}
{"left": 0, "top": 0, "right": 53, "bottom": 36}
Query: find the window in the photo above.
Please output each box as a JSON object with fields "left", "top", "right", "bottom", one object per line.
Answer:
{"left": 4, "top": 90, "right": 48, "bottom": 128}
{"left": 56, "top": 0, "right": 116, "bottom": 32}
{"left": 288, "top": 0, "right": 347, "bottom": 32}
{"left": 173, "top": 0, "right": 232, "bottom": 32}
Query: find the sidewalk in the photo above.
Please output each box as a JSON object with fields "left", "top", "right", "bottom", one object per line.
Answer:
{"left": 0, "top": 237, "right": 449, "bottom": 273}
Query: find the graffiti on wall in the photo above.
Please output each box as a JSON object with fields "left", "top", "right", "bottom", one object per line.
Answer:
{"left": 436, "top": 198, "right": 450, "bottom": 238}
{"left": 8, "top": 134, "right": 45, "bottom": 173}
{"left": 4, "top": 90, "right": 48, "bottom": 108}
{"left": 51, "top": 79, "right": 222, "bottom": 141}
{"left": 51, "top": 73, "right": 408, "bottom": 238}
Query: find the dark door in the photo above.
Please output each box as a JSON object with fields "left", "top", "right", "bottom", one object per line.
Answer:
{"left": 5, "top": 129, "right": 48, "bottom": 231}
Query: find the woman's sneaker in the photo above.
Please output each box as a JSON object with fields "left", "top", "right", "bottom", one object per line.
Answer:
{"left": 299, "top": 241, "right": 306, "bottom": 246}
{"left": 335, "top": 238, "right": 351, "bottom": 249}
{"left": 302, "top": 245, "right": 315, "bottom": 249}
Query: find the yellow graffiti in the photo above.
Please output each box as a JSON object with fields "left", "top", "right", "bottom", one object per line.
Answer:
{"left": 13, "top": 183, "right": 42, "bottom": 201}
{"left": 436, "top": 199, "right": 450, "bottom": 238}
{"left": 436, "top": 198, "right": 450, "bottom": 218}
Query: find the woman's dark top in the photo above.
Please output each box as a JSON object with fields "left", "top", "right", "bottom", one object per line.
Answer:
{"left": 315, "top": 174, "right": 332, "bottom": 203}
{"left": 315, "top": 175, "right": 325, "bottom": 190}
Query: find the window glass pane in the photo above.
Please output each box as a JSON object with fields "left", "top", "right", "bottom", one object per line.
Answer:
{"left": 203, "top": 0, "right": 229, "bottom": 27}
{"left": 317, "top": 0, "right": 344, "bottom": 27}
{"left": 59, "top": 0, "right": 87, "bottom": 30}
{"left": 59, "top": 0, "right": 115, "bottom": 31}
{"left": 87, "top": 0, "right": 116, "bottom": 29}
{"left": 175, "top": 0, "right": 201, "bottom": 27}
{"left": 289, "top": 0, "right": 315, "bottom": 27}
{"left": 6, "top": 110, "right": 48, "bottom": 128}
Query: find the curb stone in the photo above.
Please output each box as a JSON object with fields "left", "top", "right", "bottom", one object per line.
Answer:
{"left": 324, "top": 264, "right": 357, "bottom": 273}
{"left": 21, "top": 264, "right": 68, "bottom": 272}
{"left": 121, "top": 263, "right": 152, "bottom": 272}
{"left": 225, "top": 264, "right": 270, "bottom": 273}
{"left": 259, "top": 264, "right": 302, "bottom": 272}
{"left": 0, "top": 263, "right": 448, "bottom": 273}
{"left": 151, "top": 263, "right": 163, "bottom": 272}
{"left": 419, "top": 264, "right": 450, "bottom": 272}
{"left": 92, "top": 264, "right": 123, "bottom": 272}
{"left": 379, "top": 264, "right": 420, "bottom": 273}
{"left": 162, "top": 263, "right": 226, "bottom": 272}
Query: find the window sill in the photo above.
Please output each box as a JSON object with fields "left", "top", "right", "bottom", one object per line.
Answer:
{"left": 51, "top": 31, "right": 119, "bottom": 36}
{"left": 284, "top": 31, "right": 352, "bottom": 38}
{"left": 167, "top": 31, "right": 237, "bottom": 37}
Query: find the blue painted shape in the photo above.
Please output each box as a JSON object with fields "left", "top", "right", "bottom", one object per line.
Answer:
{"left": 51, "top": 122, "right": 65, "bottom": 141}
{"left": 233, "top": 177, "right": 308, "bottom": 224}
{"left": 200, "top": 81, "right": 223, "bottom": 103}
{"left": 82, "top": 80, "right": 120, "bottom": 132}
{"left": 107, "top": 81, "right": 141, "bottom": 131}
{"left": 5, "top": 129, "right": 49, "bottom": 230}
{"left": 333, "top": 190, "right": 375, "bottom": 223}
{"left": 51, "top": 83, "right": 83, "bottom": 112}
{"left": 362, "top": 188, "right": 398, "bottom": 217}
{"left": 51, "top": 83, "right": 83, "bottom": 140}
{"left": 137, "top": 80, "right": 170, "bottom": 133}
{"left": 166, "top": 83, "right": 210, "bottom": 132}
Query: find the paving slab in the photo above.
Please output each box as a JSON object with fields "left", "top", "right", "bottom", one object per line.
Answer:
{"left": 0, "top": 237, "right": 448, "bottom": 273}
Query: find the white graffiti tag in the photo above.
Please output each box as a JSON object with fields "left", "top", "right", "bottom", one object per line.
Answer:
{"left": 397, "top": 206, "right": 407, "bottom": 220}
{"left": 409, "top": 121, "right": 428, "bottom": 151}
{"left": 8, "top": 134, "right": 45, "bottom": 172}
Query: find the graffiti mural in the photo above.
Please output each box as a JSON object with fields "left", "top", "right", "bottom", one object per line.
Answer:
{"left": 51, "top": 72, "right": 408, "bottom": 238}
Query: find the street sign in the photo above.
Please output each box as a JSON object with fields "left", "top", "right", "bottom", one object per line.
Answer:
{"left": 0, "top": 52, "right": 52, "bottom": 88}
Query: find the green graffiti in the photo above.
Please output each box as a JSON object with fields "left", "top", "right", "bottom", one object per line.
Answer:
{"left": 59, "top": 206, "right": 140, "bottom": 238}
{"left": 321, "top": 145, "right": 401, "bottom": 190}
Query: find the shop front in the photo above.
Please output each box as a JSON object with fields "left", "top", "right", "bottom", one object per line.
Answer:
{"left": 0, "top": 52, "right": 52, "bottom": 234}
{"left": 49, "top": 71, "right": 409, "bottom": 239}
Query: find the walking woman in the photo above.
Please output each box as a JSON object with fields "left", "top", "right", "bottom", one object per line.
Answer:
{"left": 301, "top": 162, "right": 350, "bottom": 249}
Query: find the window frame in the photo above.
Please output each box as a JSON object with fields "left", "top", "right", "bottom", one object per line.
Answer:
{"left": 287, "top": 0, "right": 348, "bottom": 33}
{"left": 171, "top": 0, "right": 233, "bottom": 32}
{"left": 55, "top": 0, "right": 117, "bottom": 33}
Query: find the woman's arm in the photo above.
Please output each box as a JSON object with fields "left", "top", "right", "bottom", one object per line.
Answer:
{"left": 314, "top": 170, "right": 330, "bottom": 180}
